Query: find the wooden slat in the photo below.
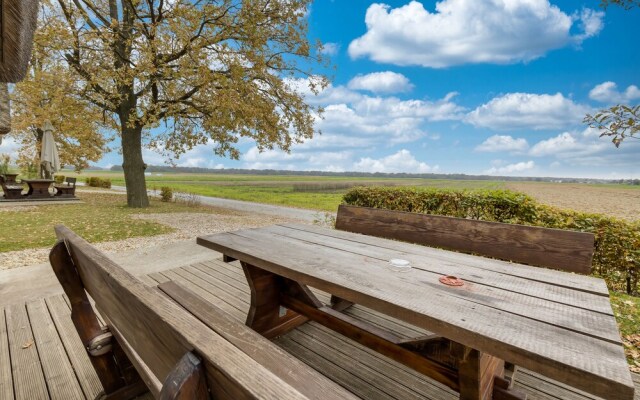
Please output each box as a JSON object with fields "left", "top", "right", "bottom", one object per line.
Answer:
{"left": 287, "top": 222, "right": 607, "bottom": 296}
{"left": 264, "top": 224, "right": 618, "bottom": 342}
{"left": 159, "top": 280, "right": 359, "bottom": 400}
{"left": 335, "top": 205, "right": 595, "bottom": 274}
{"left": 198, "top": 228, "right": 634, "bottom": 400}
{"left": 276, "top": 335, "right": 395, "bottom": 400}
{"left": 5, "top": 303, "right": 49, "bottom": 400}
{"left": 284, "top": 328, "right": 429, "bottom": 400}
{"left": 0, "top": 307, "right": 14, "bottom": 400}
{"left": 45, "top": 295, "right": 104, "bottom": 400}
{"left": 296, "top": 322, "right": 457, "bottom": 399}
{"left": 26, "top": 298, "right": 85, "bottom": 400}
{"left": 160, "top": 268, "right": 247, "bottom": 318}
{"left": 55, "top": 225, "right": 353, "bottom": 400}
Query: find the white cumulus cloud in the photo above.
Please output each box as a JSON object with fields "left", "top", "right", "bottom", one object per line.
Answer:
{"left": 348, "top": 0, "right": 603, "bottom": 68}
{"left": 348, "top": 71, "right": 414, "bottom": 94}
{"left": 475, "top": 135, "right": 529, "bottom": 152}
{"left": 529, "top": 131, "right": 607, "bottom": 157}
{"left": 485, "top": 161, "right": 535, "bottom": 175}
{"left": 353, "top": 149, "right": 438, "bottom": 173}
{"left": 588, "top": 81, "right": 640, "bottom": 103}
{"left": 319, "top": 42, "right": 340, "bottom": 56}
{"left": 466, "top": 92, "right": 589, "bottom": 130}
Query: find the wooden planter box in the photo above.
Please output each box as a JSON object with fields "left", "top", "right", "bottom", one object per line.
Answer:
{"left": 0, "top": 0, "right": 39, "bottom": 82}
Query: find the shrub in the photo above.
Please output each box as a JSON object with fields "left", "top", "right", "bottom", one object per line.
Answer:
{"left": 175, "top": 191, "right": 201, "bottom": 207}
{"left": 85, "top": 177, "right": 112, "bottom": 189}
{"left": 160, "top": 186, "right": 173, "bottom": 202}
{"left": 343, "top": 186, "right": 639, "bottom": 294}
{"left": 54, "top": 175, "right": 65, "bottom": 184}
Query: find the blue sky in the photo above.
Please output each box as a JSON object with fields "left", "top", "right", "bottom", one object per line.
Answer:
{"left": 6, "top": 0, "right": 639, "bottom": 178}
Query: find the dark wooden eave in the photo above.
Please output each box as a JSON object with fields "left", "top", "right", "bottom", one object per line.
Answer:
{"left": 0, "top": 0, "right": 39, "bottom": 82}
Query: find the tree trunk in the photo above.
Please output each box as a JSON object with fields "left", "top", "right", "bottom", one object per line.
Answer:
{"left": 121, "top": 125, "right": 149, "bottom": 208}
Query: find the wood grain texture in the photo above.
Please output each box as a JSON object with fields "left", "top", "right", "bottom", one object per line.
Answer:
{"left": 159, "top": 280, "right": 358, "bottom": 400}
{"left": 5, "top": 303, "right": 48, "bottom": 400}
{"left": 198, "top": 225, "right": 634, "bottom": 400}
{"left": 26, "top": 298, "right": 85, "bottom": 400}
{"left": 54, "top": 224, "right": 344, "bottom": 400}
{"left": 0, "top": 307, "right": 14, "bottom": 400}
{"left": 45, "top": 295, "right": 104, "bottom": 400}
{"left": 335, "top": 205, "right": 595, "bottom": 274}
{"left": 281, "top": 223, "right": 608, "bottom": 297}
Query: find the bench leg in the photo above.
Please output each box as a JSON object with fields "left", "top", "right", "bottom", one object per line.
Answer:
{"left": 241, "top": 262, "right": 309, "bottom": 338}
{"left": 158, "top": 352, "right": 208, "bottom": 400}
{"left": 50, "top": 241, "right": 149, "bottom": 399}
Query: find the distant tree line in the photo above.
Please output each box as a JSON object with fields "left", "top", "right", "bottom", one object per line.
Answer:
{"left": 104, "top": 164, "right": 632, "bottom": 184}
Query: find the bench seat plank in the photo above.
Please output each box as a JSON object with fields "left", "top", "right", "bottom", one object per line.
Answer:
{"left": 5, "top": 303, "right": 49, "bottom": 400}
{"left": 0, "top": 308, "right": 14, "bottom": 400}
{"left": 198, "top": 226, "right": 633, "bottom": 400}
{"left": 26, "top": 298, "right": 85, "bottom": 400}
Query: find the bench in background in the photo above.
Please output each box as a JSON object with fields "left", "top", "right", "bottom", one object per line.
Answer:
{"left": 335, "top": 204, "right": 595, "bottom": 274}
{"left": 54, "top": 177, "right": 77, "bottom": 197}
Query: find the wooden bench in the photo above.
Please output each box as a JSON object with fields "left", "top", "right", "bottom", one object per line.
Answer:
{"left": 54, "top": 177, "right": 77, "bottom": 197}
{"left": 0, "top": 174, "right": 23, "bottom": 199}
{"left": 335, "top": 204, "right": 595, "bottom": 274}
{"left": 334, "top": 204, "right": 596, "bottom": 388}
{"left": 50, "top": 225, "right": 358, "bottom": 400}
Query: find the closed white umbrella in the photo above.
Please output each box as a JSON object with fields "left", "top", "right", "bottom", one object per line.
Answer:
{"left": 40, "top": 120, "right": 61, "bottom": 175}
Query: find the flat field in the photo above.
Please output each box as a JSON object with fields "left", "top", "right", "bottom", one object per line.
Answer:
{"left": 69, "top": 171, "right": 503, "bottom": 212}
{"left": 506, "top": 182, "right": 640, "bottom": 222}
{"left": 68, "top": 170, "right": 640, "bottom": 221}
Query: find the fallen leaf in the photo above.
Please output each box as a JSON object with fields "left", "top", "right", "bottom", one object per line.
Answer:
{"left": 21, "top": 340, "right": 34, "bottom": 349}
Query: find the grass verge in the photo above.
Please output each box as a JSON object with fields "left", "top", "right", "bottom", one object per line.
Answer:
{"left": 0, "top": 192, "right": 221, "bottom": 252}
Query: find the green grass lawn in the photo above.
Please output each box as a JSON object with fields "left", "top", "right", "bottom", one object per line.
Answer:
{"left": 611, "top": 292, "right": 640, "bottom": 372}
{"left": 0, "top": 192, "right": 223, "bottom": 252}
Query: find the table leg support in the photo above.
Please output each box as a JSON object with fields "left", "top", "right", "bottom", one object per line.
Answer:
{"left": 454, "top": 344, "right": 526, "bottom": 400}
{"left": 241, "top": 262, "right": 309, "bottom": 338}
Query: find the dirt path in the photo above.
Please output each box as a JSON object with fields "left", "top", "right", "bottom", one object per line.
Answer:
{"left": 506, "top": 182, "right": 640, "bottom": 222}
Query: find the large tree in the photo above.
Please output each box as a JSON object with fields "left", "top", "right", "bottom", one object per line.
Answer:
{"left": 39, "top": 0, "right": 327, "bottom": 207}
{"left": 10, "top": 17, "right": 111, "bottom": 172}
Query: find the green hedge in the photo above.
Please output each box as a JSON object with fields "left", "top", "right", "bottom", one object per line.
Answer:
{"left": 85, "top": 177, "right": 112, "bottom": 189}
{"left": 343, "top": 186, "right": 639, "bottom": 294}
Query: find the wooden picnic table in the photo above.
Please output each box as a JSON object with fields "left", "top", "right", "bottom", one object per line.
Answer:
{"left": 21, "top": 178, "right": 53, "bottom": 199}
{"left": 198, "top": 223, "right": 635, "bottom": 400}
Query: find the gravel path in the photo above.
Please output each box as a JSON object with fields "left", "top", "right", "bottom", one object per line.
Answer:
{"left": 0, "top": 210, "right": 301, "bottom": 271}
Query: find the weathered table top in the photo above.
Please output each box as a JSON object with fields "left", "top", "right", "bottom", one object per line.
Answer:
{"left": 198, "top": 223, "right": 635, "bottom": 400}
